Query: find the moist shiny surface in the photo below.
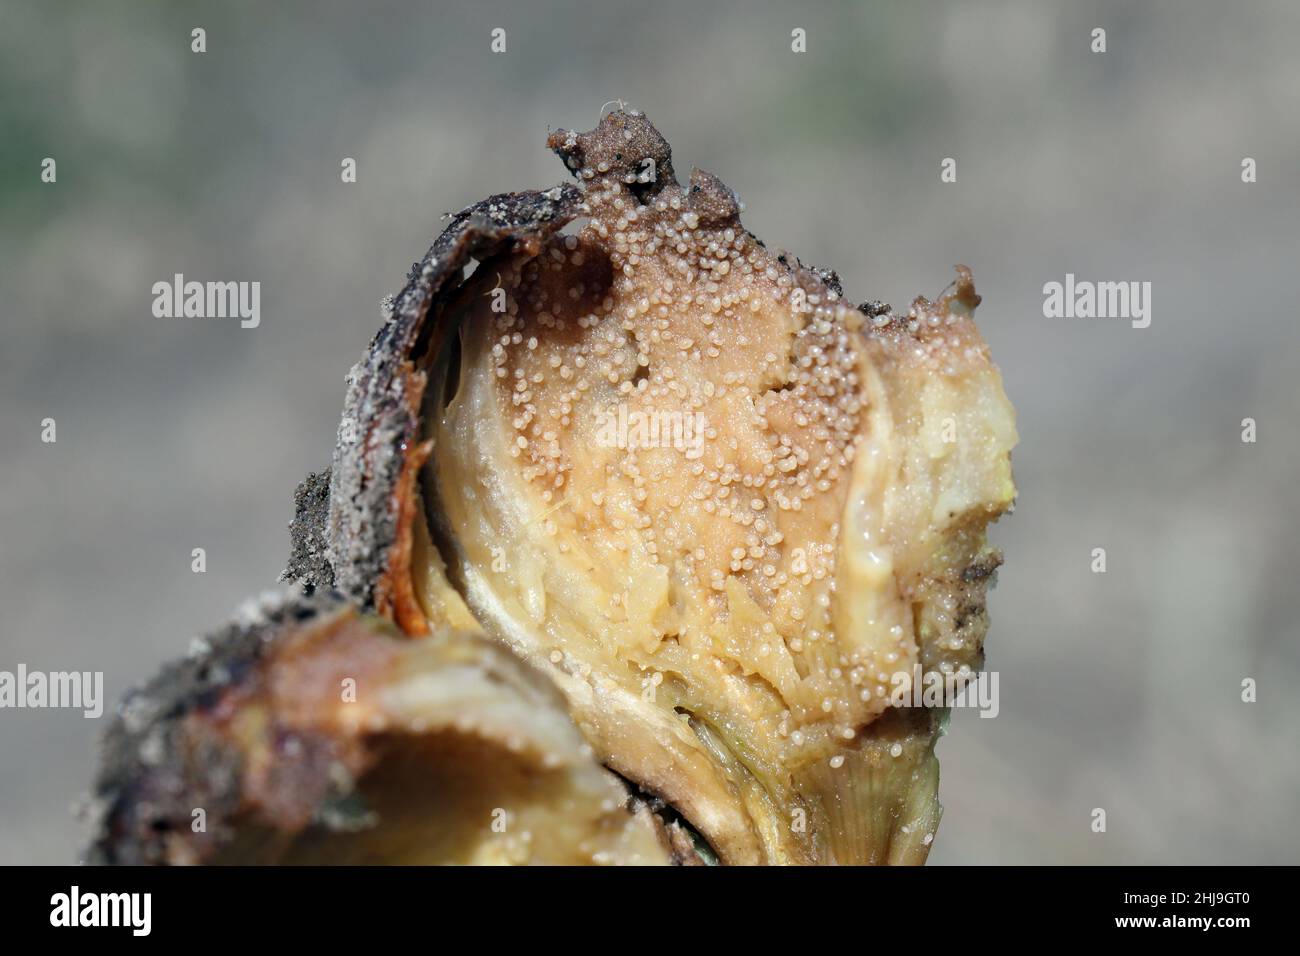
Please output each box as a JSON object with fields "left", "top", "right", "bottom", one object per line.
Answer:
{"left": 422, "top": 111, "right": 1017, "bottom": 862}
{"left": 436, "top": 187, "right": 900, "bottom": 761}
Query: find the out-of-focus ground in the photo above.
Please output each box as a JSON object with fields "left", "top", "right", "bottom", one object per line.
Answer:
{"left": 2, "top": 0, "right": 1297, "bottom": 864}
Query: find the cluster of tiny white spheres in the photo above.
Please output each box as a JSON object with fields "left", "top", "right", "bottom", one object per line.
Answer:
{"left": 477, "top": 165, "right": 918, "bottom": 760}
{"left": 489, "top": 175, "right": 864, "bottom": 585}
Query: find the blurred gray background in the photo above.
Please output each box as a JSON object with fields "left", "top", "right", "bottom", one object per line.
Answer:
{"left": 2, "top": 0, "right": 1297, "bottom": 864}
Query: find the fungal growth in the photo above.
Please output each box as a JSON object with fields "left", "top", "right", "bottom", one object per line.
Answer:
{"left": 417, "top": 111, "right": 1018, "bottom": 863}
{"left": 89, "top": 109, "right": 1017, "bottom": 867}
